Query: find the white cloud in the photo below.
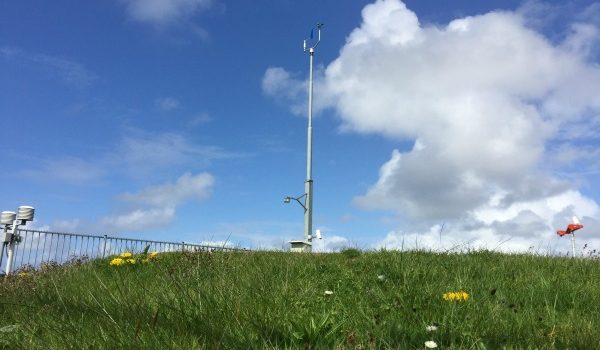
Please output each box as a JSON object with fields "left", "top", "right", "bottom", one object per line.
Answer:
{"left": 312, "top": 235, "right": 352, "bottom": 253}
{"left": 101, "top": 206, "right": 176, "bottom": 232}
{"left": 116, "top": 129, "right": 234, "bottom": 177}
{"left": 48, "top": 219, "right": 82, "bottom": 233}
{"left": 262, "top": 67, "right": 299, "bottom": 97}
{"left": 21, "top": 129, "right": 234, "bottom": 184}
{"left": 262, "top": 65, "right": 334, "bottom": 116}
{"left": 121, "top": 0, "right": 213, "bottom": 26}
{"left": 27, "top": 219, "right": 82, "bottom": 233}
{"left": 155, "top": 96, "right": 181, "bottom": 111}
{"left": 210, "top": 220, "right": 302, "bottom": 250}
{"left": 264, "top": 0, "right": 600, "bottom": 253}
{"left": 376, "top": 204, "right": 600, "bottom": 256}
{"left": 188, "top": 112, "right": 212, "bottom": 126}
{"left": 199, "top": 240, "right": 234, "bottom": 248}
{"left": 21, "top": 157, "right": 105, "bottom": 185}
{"left": 1, "top": 46, "right": 97, "bottom": 88}
{"left": 207, "top": 222, "right": 353, "bottom": 252}
{"left": 119, "top": 172, "right": 214, "bottom": 207}
{"left": 262, "top": 68, "right": 307, "bottom": 115}
{"left": 101, "top": 172, "right": 214, "bottom": 232}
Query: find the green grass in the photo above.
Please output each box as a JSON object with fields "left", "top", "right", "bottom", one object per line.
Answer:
{"left": 1, "top": 249, "right": 599, "bottom": 349}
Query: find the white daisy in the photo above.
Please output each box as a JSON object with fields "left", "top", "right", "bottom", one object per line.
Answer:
{"left": 424, "top": 340, "right": 438, "bottom": 348}
{"left": 426, "top": 325, "right": 438, "bottom": 332}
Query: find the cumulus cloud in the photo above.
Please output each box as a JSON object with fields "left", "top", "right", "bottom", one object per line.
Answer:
{"left": 264, "top": 0, "right": 600, "bottom": 252}
{"left": 376, "top": 207, "right": 600, "bottom": 256}
{"left": 206, "top": 222, "right": 352, "bottom": 252}
{"left": 102, "top": 172, "right": 214, "bottom": 232}
{"left": 262, "top": 68, "right": 307, "bottom": 115}
{"left": 261, "top": 65, "right": 333, "bottom": 116}
{"left": 312, "top": 235, "right": 352, "bottom": 253}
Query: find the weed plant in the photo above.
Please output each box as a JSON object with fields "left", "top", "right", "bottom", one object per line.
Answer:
{"left": 1, "top": 250, "right": 599, "bottom": 349}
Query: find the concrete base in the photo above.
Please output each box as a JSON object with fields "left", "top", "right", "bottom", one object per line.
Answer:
{"left": 289, "top": 240, "right": 312, "bottom": 253}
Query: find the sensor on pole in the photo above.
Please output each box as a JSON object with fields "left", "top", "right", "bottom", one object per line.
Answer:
{"left": 2, "top": 206, "right": 35, "bottom": 275}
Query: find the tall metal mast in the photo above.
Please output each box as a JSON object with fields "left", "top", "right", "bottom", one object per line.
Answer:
{"left": 285, "top": 23, "right": 323, "bottom": 253}
{"left": 304, "top": 23, "right": 322, "bottom": 248}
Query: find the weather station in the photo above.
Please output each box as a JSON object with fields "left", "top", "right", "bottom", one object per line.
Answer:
{"left": 1, "top": 205, "right": 35, "bottom": 276}
{"left": 284, "top": 23, "right": 324, "bottom": 253}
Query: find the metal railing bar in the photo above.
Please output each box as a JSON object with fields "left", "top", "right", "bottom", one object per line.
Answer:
{"left": 17, "top": 229, "right": 246, "bottom": 252}
{"left": 15, "top": 231, "right": 24, "bottom": 269}
{"left": 84, "top": 236, "right": 90, "bottom": 258}
{"left": 4, "top": 228, "right": 248, "bottom": 273}
{"left": 58, "top": 237, "right": 67, "bottom": 263}
{"left": 66, "top": 235, "right": 73, "bottom": 262}
{"left": 27, "top": 231, "right": 34, "bottom": 268}
{"left": 51, "top": 233, "right": 57, "bottom": 262}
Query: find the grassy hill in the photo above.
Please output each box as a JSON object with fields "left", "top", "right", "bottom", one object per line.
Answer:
{"left": 1, "top": 249, "right": 599, "bottom": 349}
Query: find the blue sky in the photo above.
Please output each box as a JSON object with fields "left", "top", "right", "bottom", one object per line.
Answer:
{"left": 2, "top": 0, "right": 600, "bottom": 252}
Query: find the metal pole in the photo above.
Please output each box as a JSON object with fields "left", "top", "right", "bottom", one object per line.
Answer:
{"left": 4, "top": 222, "right": 20, "bottom": 275}
{"left": 102, "top": 235, "right": 108, "bottom": 258}
{"left": 286, "top": 24, "right": 322, "bottom": 253}
{"left": 5, "top": 235, "right": 15, "bottom": 275}
{"left": 0, "top": 226, "right": 7, "bottom": 269}
{"left": 571, "top": 233, "right": 576, "bottom": 258}
{"left": 0, "top": 242, "right": 5, "bottom": 271}
{"left": 304, "top": 47, "right": 314, "bottom": 247}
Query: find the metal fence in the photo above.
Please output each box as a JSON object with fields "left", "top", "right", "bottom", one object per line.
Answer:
{"left": 0, "top": 229, "right": 247, "bottom": 275}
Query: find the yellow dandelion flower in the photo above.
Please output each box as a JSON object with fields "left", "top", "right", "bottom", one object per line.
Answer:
{"left": 443, "top": 291, "right": 470, "bottom": 301}
{"left": 120, "top": 252, "right": 133, "bottom": 258}
{"left": 149, "top": 251, "right": 159, "bottom": 258}
{"left": 126, "top": 258, "right": 136, "bottom": 264}
{"left": 110, "top": 258, "right": 125, "bottom": 266}
{"left": 18, "top": 272, "right": 30, "bottom": 277}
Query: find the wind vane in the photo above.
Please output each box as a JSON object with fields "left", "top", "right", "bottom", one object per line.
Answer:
{"left": 556, "top": 216, "right": 584, "bottom": 258}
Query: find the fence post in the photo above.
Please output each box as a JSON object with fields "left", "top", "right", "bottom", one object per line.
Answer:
{"left": 102, "top": 235, "right": 108, "bottom": 258}
{"left": 181, "top": 242, "right": 185, "bottom": 253}
{"left": 0, "top": 226, "right": 8, "bottom": 269}
{"left": 5, "top": 239, "right": 16, "bottom": 276}
{"left": 0, "top": 242, "right": 4, "bottom": 269}
{"left": 4, "top": 226, "right": 20, "bottom": 276}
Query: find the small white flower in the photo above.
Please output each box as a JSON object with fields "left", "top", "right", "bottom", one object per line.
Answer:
{"left": 377, "top": 274, "right": 386, "bottom": 281}
{"left": 424, "top": 340, "right": 438, "bottom": 348}
{"left": 324, "top": 290, "right": 334, "bottom": 296}
{"left": 426, "top": 325, "right": 438, "bottom": 332}
{"left": 0, "top": 325, "right": 19, "bottom": 333}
